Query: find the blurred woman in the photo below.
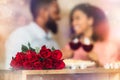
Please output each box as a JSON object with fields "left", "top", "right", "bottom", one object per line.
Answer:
{"left": 63, "top": 3, "right": 120, "bottom": 66}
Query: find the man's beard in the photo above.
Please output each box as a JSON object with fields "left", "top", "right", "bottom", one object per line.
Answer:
{"left": 46, "top": 18, "right": 58, "bottom": 34}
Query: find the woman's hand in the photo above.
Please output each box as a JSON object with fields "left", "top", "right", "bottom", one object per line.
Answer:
{"left": 61, "top": 48, "right": 73, "bottom": 59}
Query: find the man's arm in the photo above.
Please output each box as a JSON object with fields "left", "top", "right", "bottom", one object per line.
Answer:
{"left": 5, "top": 28, "right": 31, "bottom": 69}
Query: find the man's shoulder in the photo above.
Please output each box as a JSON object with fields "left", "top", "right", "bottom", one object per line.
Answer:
{"left": 12, "top": 27, "right": 28, "bottom": 34}
{"left": 9, "top": 25, "right": 31, "bottom": 39}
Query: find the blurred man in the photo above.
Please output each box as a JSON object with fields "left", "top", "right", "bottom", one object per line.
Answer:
{"left": 5, "top": 0, "right": 60, "bottom": 69}
{"left": 46, "top": 0, "right": 60, "bottom": 34}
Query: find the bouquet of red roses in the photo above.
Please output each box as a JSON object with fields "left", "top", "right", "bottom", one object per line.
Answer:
{"left": 10, "top": 43, "right": 65, "bottom": 70}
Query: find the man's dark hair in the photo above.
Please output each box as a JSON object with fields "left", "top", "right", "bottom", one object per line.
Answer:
{"left": 30, "top": 0, "right": 53, "bottom": 19}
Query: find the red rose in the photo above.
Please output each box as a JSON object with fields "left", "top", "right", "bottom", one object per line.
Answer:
{"left": 33, "top": 61, "right": 43, "bottom": 70}
{"left": 23, "top": 61, "right": 33, "bottom": 70}
{"left": 10, "top": 52, "right": 26, "bottom": 69}
{"left": 10, "top": 45, "right": 65, "bottom": 70}
{"left": 15, "top": 52, "right": 27, "bottom": 62}
{"left": 53, "top": 60, "right": 65, "bottom": 69}
{"left": 10, "top": 58, "right": 23, "bottom": 69}
{"left": 26, "top": 50, "right": 39, "bottom": 63}
{"left": 41, "top": 45, "right": 47, "bottom": 50}
{"left": 39, "top": 46, "right": 52, "bottom": 58}
{"left": 43, "top": 59, "right": 53, "bottom": 69}
{"left": 51, "top": 50, "right": 62, "bottom": 60}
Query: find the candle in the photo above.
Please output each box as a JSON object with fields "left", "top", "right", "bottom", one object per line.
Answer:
{"left": 114, "top": 63, "right": 119, "bottom": 69}
{"left": 104, "top": 64, "right": 110, "bottom": 69}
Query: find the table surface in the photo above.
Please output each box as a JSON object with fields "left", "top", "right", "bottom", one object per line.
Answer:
{"left": 1, "top": 68, "right": 120, "bottom": 75}
{"left": 22, "top": 68, "right": 120, "bottom": 75}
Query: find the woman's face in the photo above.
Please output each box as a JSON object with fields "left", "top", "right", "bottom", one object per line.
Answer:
{"left": 72, "top": 10, "right": 93, "bottom": 35}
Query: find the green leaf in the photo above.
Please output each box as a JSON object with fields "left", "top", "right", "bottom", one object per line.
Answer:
{"left": 28, "top": 42, "right": 31, "bottom": 47}
{"left": 12, "top": 57, "right": 14, "bottom": 60}
{"left": 52, "top": 47, "right": 56, "bottom": 51}
{"left": 35, "top": 47, "right": 40, "bottom": 54}
{"left": 28, "top": 42, "right": 35, "bottom": 51}
{"left": 29, "top": 47, "right": 35, "bottom": 51}
{"left": 39, "top": 58, "right": 45, "bottom": 62}
{"left": 21, "top": 45, "right": 28, "bottom": 52}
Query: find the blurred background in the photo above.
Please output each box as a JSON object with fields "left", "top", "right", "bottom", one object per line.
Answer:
{"left": 0, "top": 0, "right": 120, "bottom": 68}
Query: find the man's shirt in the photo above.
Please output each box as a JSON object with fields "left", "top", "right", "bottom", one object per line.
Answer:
{"left": 5, "top": 22, "right": 59, "bottom": 69}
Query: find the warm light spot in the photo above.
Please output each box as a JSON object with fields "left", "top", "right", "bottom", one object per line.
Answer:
{"left": 84, "top": 38, "right": 91, "bottom": 45}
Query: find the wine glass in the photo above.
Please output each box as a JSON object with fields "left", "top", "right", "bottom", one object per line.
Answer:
{"left": 69, "top": 38, "right": 82, "bottom": 50}
{"left": 82, "top": 38, "right": 94, "bottom": 52}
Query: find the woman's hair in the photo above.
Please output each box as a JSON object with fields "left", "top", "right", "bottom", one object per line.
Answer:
{"left": 70, "top": 3, "right": 107, "bottom": 41}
